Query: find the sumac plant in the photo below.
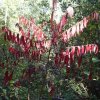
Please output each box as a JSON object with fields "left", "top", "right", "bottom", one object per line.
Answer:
{"left": 0, "top": 1, "right": 100, "bottom": 99}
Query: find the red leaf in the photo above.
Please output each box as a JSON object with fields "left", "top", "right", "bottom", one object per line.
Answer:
{"left": 37, "top": 31, "right": 45, "bottom": 41}
{"left": 8, "top": 72, "right": 13, "bottom": 81}
{"left": 79, "top": 20, "right": 84, "bottom": 32}
{"left": 81, "top": 45, "right": 85, "bottom": 55}
{"left": 64, "top": 55, "right": 69, "bottom": 65}
{"left": 4, "top": 71, "right": 8, "bottom": 85}
{"left": 2, "top": 26, "right": 9, "bottom": 32}
{"left": 30, "top": 17, "right": 35, "bottom": 26}
{"left": 44, "top": 40, "right": 51, "bottom": 49}
{"left": 95, "top": 12, "right": 99, "bottom": 21}
{"left": 36, "top": 42, "right": 41, "bottom": 49}
{"left": 89, "top": 44, "right": 92, "bottom": 54}
{"left": 14, "top": 80, "right": 21, "bottom": 87}
{"left": 4, "top": 71, "right": 8, "bottom": 78}
{"left": 88, "top": 72, "right": 92, "bottom": 80}
{"left": 91, "top": 12, "right": 99, "bottom": 21}
{"left": 78, "top": 56, "right": 82, "bottom": 68}
{"left": 19, "top": 16, "right": 24, "bottom": 24}
{"left": 28, "top": 67, "right": 35, "bottom": 75}
{"left": 1, "top": 63, "right": 4, "bottom": 68}
{"left": 54, "top": 53, "right": 59, "bottom": 65}
{"left": 59, "top": 15, "right": 67, "bottom": 32}
{"left": 70, "top": 47, "right": 76, "bottom": 64}
{"left": 59, "top": 49, "right": 65, "bottom": 63}
{"left": 20, "top": 36, "right": 26, "bottom": 45}
{"left": 86, "top": 44, "right": 92, "bottom": 54}
{"left": 19, "top": 27, "right": 25, "bottom": 36}
{"left": 70, "top": 53, "right": 73, "bottom": 64}
{"left": 30, "top": 39, "right": 33, "bottom": 47}
{"left": 77, "top": 46, "right": 81, "bottom": 56}
{"left": 27, "top": 29, "right": 30, "bottom": 38}
{"left": 83, "top": 17, "right": 88, "bottom": 28}
{"left": 76, "top": 22, "right": 80, "bottom": 34}
{"left": 70, "top": 47, "right": 75, "bottom": 61}
{"left": 73, "top": 69, "right": 77, "bottom": 78}
{"left": 49, "top": 84, "right": 55, "bottom": 96}
{"left": 17, "top": 34, "right": 19, "bottom": 43}
{"left": 66, "top": 66, "right": 70, "bottom": 77}
{"left": 71, "top": 25, "right": 76, "bottom": 37}
{"left": 32, "top": 51, "right": 35, "bottom": 59}
{"left": 9, "top": 31, "right": 12, "bottom": 40}
{"left": 82, "top": 72, "right": 85, "bottom": 80}
{"left": 7, "top": 32, "right": 10, "bottom": 41}
{"left": 4, "top": 71, "right": 13, "bottom": 86}
{"left": 12, "top": 33, "right": 16, "bottom": 42}
{"left": 67, "top": 28, "right": 71, "bottom": 40}
{"left": 94, "top": 44, "right": 99, "bottom": 54}
{"left": 62, "top": 32, "right": 67, "bottom": 42}
{"left": 9, "top": 47, "right": 15, "bottom": 54}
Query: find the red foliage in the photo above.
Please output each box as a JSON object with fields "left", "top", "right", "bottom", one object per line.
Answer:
{"left": 3, "top": 71, "right": 13, "bottom": 86}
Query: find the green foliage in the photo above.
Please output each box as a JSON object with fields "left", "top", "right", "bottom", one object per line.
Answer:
{"left": 0, "top": 0, "right": 100, "bottom": 99}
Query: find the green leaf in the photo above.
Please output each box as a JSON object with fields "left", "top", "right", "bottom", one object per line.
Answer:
{"left": 92, "top": 57, "right": 100, "bottom": 63}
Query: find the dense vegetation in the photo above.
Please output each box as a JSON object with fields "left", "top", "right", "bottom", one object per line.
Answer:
{"left": 0, "top": 0, "right": 100, "bottom": 100}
